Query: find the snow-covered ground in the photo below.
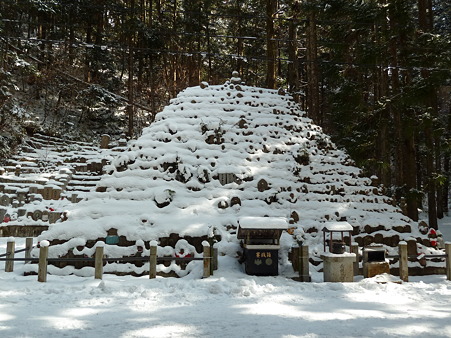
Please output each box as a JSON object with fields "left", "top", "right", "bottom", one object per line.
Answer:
{"left": 1, "top": 231, "right": 451, "bottom": 338}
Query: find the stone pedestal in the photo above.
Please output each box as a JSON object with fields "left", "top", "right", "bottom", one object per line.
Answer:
{"left": 321, "top": 253, "right": 356, "bottom": 282}
{"left": 0, "top": 194, "right": 11, "bottom": 206}
{"left": 70, "top": 193, "right": 78, "bottom": 203}
{"left": 42, "top": 186, "right": 53, "bottom": 200}
{"left": 51, "top": 187, "right": 61, "bottom": 200}
{"left": 0, "top": 208, "right": 6, "bottom": 220}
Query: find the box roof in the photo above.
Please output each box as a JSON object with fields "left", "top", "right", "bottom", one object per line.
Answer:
{"left": 321, "top": 221, "right": 353, "bottom": 232}
{"left": 238, "top": 217, "right": 288, "bottom": 230}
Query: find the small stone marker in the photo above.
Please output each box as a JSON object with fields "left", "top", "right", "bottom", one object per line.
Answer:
{"left": 51, "top": 187, "right": 61, "bottom": 200}
{"left": 0, "top": 195, "right": 11, "bottom": 206}
{"left": 43, "top": 186, "right": 53, "bottom": 200}
{"left": 0, "top": 208, "right": 6, "bottom": 220}
{"left": 218, "top": 173, "right": 236, "bottom": 185}
{"left": 42, "top": 210, "right": 49, "bottom": 222}
{"left": 17, "top": 191, "right": 27, "bottom": 202}
{"left": 32, "top": 210, "right": 43, "bottom": 221}
{"left": 70, "top": 193, "right": 78, "bottom": 203}
{"left": 100, "top": 134, "right": 110, "bottom": 149}
{"left": 257, "top": 178, "right": 269, "bottom": 192}
{"left": 48, "top": 212, "right": 61, "bottom": 224}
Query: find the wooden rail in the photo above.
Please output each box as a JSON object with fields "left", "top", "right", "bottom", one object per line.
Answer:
{"left": 2, "top": 238, "right": 217, "bottom": 282}
{"left": 294, "top": 242, "right": 451, "bottom": 283}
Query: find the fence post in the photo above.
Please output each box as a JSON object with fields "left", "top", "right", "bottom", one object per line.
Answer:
{"left": 446, "top": 242, "right": 451, "bottom": 282}
{"left": 38, "top": 240, "right": 49, "bottom": 283}
{"left": 351, "top": 242, "right": 359, "bottom": 276}
{"left": 298, "top": 243, "right": 311, "bottom": 282}
{"left": 212, "top": 246, "right": 218, "bottom": 271}
{"left": 95, "top": 243, "right": 104, "bottom": 280}
{"left": 399, "top": 241, "right": 408, "bottom": 282}
{"left": 208, "top": 228, "right": 216, "bottom": 275}
{"left": 5, "top": 238, "right": 15, "bottom": 272}
{"left": 203, "top": 241, "right": 211, "bottom": 278}
{"left": 25, "top": 237, "right": 33, "bottom": 263}
{"left": 149, "top": 241, "right": 157, "bottom": 279}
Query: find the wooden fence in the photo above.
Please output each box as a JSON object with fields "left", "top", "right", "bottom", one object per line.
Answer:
{"left": 292, "top": 242, "right": 451, "bottom": 282}
{"left": 1, "top": 238, "right": 218, "bottom": 282}
{"left": 3, "top": 238, "right": 451, "bottom": 283}
{"left": 386, "top": 241, "right": 451, "bottom": 282}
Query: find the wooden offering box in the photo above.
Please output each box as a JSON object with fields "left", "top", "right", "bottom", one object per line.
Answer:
{"left": 237, "top": 217, "right": 288, "bottom": 276}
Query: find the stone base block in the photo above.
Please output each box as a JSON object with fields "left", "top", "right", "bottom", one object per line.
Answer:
{"left": 363, "top": 261, "right": 390, "bottom": 278}
{"left": 321, "top": 254, "right": 355, "bottom": 282}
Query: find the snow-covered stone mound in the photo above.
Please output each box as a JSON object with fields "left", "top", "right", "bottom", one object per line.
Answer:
{"left": 34, "top": 77, "right": 438, "bottom": 275}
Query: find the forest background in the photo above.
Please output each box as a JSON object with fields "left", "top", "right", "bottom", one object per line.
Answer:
{"left": 0, "top": 0, "right": 450, "bottom": 229}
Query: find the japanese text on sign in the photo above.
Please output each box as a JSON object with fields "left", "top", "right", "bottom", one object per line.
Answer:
{"left": 255, "top": 252, "right": 272, "bottom": 258}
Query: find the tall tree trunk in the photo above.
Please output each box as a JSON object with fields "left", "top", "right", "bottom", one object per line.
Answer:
{"left": 419, "top": 0, "right": 439, "bottom": 226}
{"left": 85, "top": 24, "right": 93, "bottom": 82}
{"left": 288, "top": 18, "right": 300, "bottom": 103}
{"left": 436, "top": 137, "right": 444, "bottom": 219}
{"left": 170, "top": 1, "right": 178, "bottom": 97}
{"left": 404, "top": 126, "right": 419, "bottom": 221}
{"left": 306, "top": 10, "right": 320, "bottom": 123}
{"left": 377, "top": 103, "right": 391, "bottom": 187}
{"left": 388, "top": 3, "right": 405, "bottom": 201}
{"left": 374, "top": 9, "right": 391, "bottom": 187}
{"left": 236, "top": 6, "right": 244, "bottom": 76}
{"left": 127, "top": 0, "right": 136, "bottom": 137}
{"left": 442, "top": 104, "right": 451, "bottom": 215}
{"left": 425, "top": 120, "right": 438, "bottom": 228}
{"left": 265, "top": 0, "right": 277, "bottom": 89}
{"left": 69, "top": 9, "right": 75, "bottom": 64}
{"left": 418, "top": 0, "right": 433, "bottom": 30}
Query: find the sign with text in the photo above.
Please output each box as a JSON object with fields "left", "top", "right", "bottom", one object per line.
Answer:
{"left": 244, "top": 248, "right": 278, "bottom": 276}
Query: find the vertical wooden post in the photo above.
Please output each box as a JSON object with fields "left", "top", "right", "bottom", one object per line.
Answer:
{"left": 445, "top": 242, "right": 451, "bottom": 281}
{"left": 94, "top": 244, "right": 104, "bottom": 279}
{"left": 38, "top": 240, "right": 49, "bottom": 283}
{"left": 351, "top": 243, "right": 359, "bottom": 276}
{"left": 203, "top": 241, "right": 211, "bottom": 278}
{"left": 399, "top": 241, "right": 408, "bottom": 282}
{"left": 25, "top": 237, "right": 33, "bottom": 263}
{"left": 212, "top": 247, "right": 218, "bottom": 271}
{"left": 208, "top": 228, "right": 216, "bottom": 275}
{"left": 149, "top": 241, "right": 157, "bottom": 279}
{"left": 298, "top": 244, "right": 311, "bottom": 282}
{"left": 5, "top": 238, "right": 15, "bottom": 272}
